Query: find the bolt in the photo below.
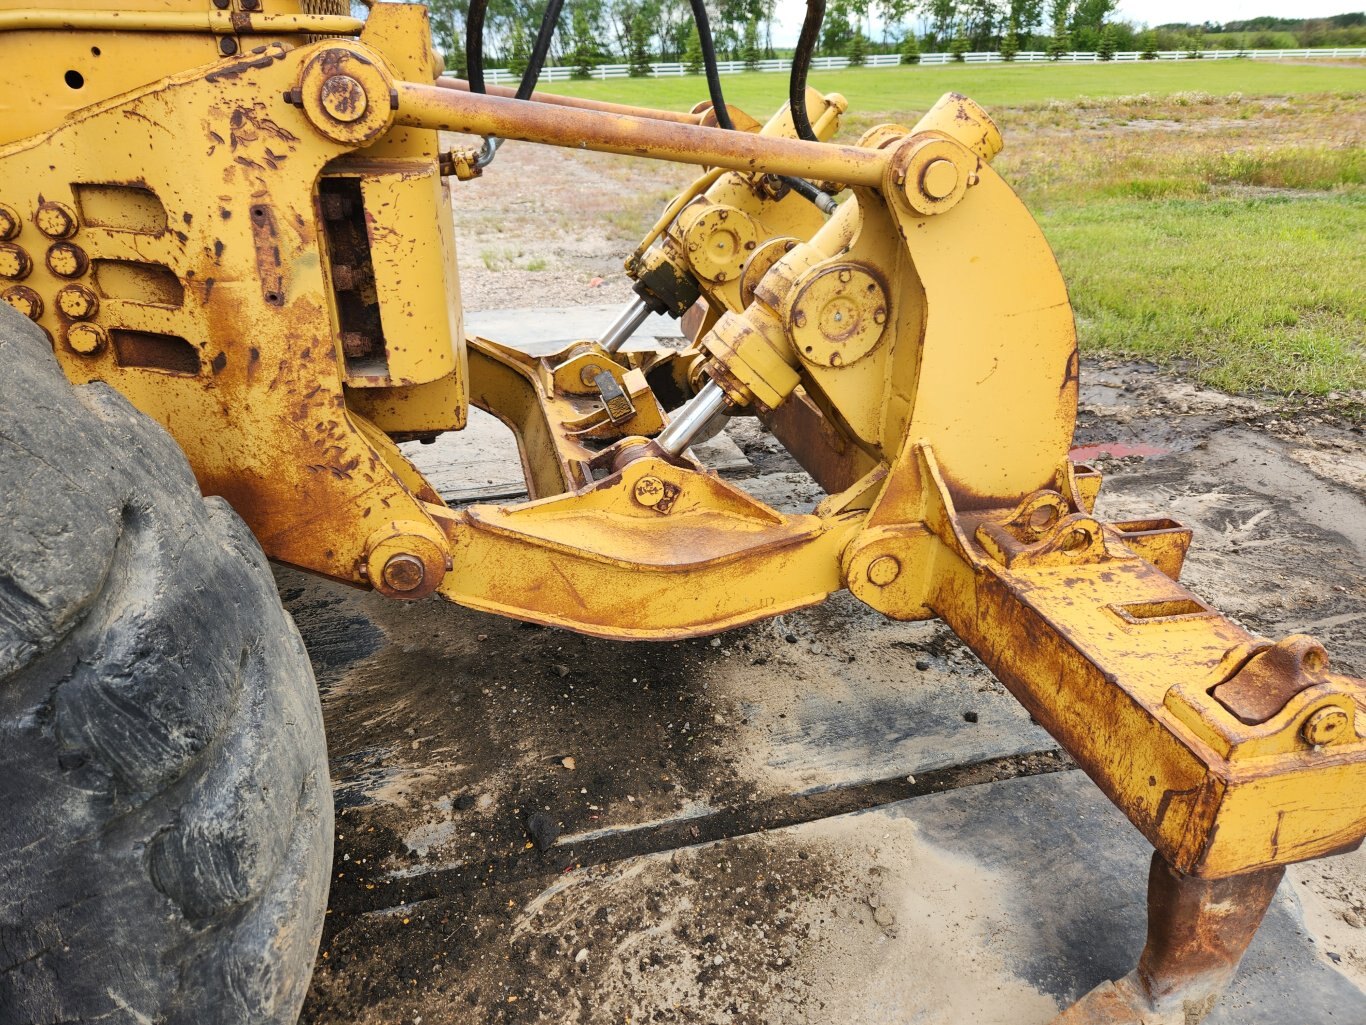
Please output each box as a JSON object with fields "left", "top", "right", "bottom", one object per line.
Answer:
{"left": 0, "top": 243, "right": 32, "bottom": 280}
{"left": 2, "top": 286, "right": 42, "bottom": 320}
{"left": 320, "top": 74, "right": 368, "bottom": 123}
{"left": 240, "top": 0, "right": 261, "bottom": 9}
{"left": 219, "top": 36, "right": 239, "bottom": 57}
{"left": 34, "top": 202, "right": 77, "bottom": 239}
{"left": 46, "top": 241, "right": 87, "bottom": 278}
{"left": 67, "top": 322, "right": 106, "bottom": 355}
{"left": 837, "top": 268, "right": 852, "bottom": 283}
{"left": 579, "top": 362, "right": 603, "bottom": 387}
{"left": 867, "top": 555, "right": 901, "bottom": 587}
{"left": 0, "top": 203, "right": 19, "bottom": 241}
{"left": 56, "top": 284, "right": 98, "bottom": 320}
{"left": 381, "top": 553, "right": 426, "bottom": 593}
{"left": 1302, "top": 706, "right": 1351, "bottom": 747}
{"left": 873, "top": 306, "right": 887, "bottom": 325}
{"left": 920, "top": 159, "right": 960, "bottom": 201}
{"left": 633, "top": 475, "right": 666, "bottom": 508}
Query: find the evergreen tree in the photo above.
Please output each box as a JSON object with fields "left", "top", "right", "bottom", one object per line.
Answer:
{"left": 742, "top": 17, "right": 761, "bottom": 69}
{"left": 1000, "top": 19, "right": 1020, "bottom": 60}
{"left": 847, "top": 28, "right": 868, "bottom": 65}
{"left": 900, "top": 30, "right": 921, "bottom": 64}
{"left": 1097, "top": 22, "right": 1117, "bottom": 59}
{"left": 628, "top": 13, "right": 652, "bottom": 76}
{"left": 570, "top": 7, "right": 596, "bottom": 79}
{"left": 507, "top": 20, "right": 530, "bottom": 79}
{"left": 949, "top": 29, "right": 970, "bottom": 61}
{"left": 1185, "top": 32, "right": 1203, "bottom": 58}
{"left": 1139, "top": 29, "right": 1158, "bottom": 59}
{"left": 683, "top": 23, "right": 704, "bottom": 74}
{"left": 1046, "top": 1, "right": 1071, "bottom": 60}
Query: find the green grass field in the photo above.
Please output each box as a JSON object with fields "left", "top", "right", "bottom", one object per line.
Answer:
{"left": 554, "top": 62, "right": 1366, "bottom": 397}
{"left": 550, "top": 60, "right": 1364, "bottom": 115}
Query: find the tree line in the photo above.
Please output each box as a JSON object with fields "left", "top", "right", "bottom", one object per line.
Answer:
{"left": 416, "top": 1, "right": 1366, "bottom": 77}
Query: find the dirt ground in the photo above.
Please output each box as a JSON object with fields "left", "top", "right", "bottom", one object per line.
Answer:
{"left": 291, "top": 134, "right": 1365, "bottom": 1024}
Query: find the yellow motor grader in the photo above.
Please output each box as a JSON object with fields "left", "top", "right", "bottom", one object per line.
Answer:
{"left": 0, "top": 3, "right": 1362, "bottom": 1023}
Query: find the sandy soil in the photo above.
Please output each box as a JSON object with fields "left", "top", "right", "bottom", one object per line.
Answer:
{"left": 293, "top": 134, "right": 1365, "bottom": 1024}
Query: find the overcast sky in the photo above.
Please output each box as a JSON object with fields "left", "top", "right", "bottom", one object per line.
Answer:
{"left": 766, "top": 1, "right": 1360, "bottom": 42}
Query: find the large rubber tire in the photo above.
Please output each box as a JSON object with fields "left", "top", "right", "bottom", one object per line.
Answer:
{"left": 0, "top": 305, "right": 332, "bottom": 1023}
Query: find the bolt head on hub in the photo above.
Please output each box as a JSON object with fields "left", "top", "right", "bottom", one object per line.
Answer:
{"left": 320, "top": 74, "right": 368, "bottom": 123}
{"left": 381, "top": 552, "right": 426, "bottom": 593}
{"left": 1302, "top": 706, "right": 1351, "bottom": 747}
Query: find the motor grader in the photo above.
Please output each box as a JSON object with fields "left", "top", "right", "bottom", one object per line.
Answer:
{"left": 0, "top": 2, "right": 1362, "bottom": 1023}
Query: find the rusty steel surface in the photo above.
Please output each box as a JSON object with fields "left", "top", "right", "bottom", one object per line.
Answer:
{"left": 3, "top": 5, "right": 1364, "bottom": 1023}
{"left": 434, "top": 75, "right": 708, "bottom": 125}
{"left": 393, "top": 81, "right": 892, "bottom": 188}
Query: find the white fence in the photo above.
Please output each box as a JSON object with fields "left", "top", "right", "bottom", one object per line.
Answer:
{"left": 464, "top": 48, "right": 1366, "bottom": 85}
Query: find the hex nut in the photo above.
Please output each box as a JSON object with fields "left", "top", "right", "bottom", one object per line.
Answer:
{"left": 0, "top": 203, "right": 20, "bottom": 241}
{"left": 2, "top": 285, "right": 43, "bottom": 320}
{"left": 46, "top": 241, "right": 88, "bottom": 278}
{"left": 67, "top": 322, "right": 107, "bottom": 355}
{"left": 0, "top": 243, "right": 33, "bottom": 280}
{"left": 35, "top": 201, "right": 78, "bottom": 239}
{"left": 56, "top": 284, "right": 98, "bottom": 320}
{"left": 1302, "top": 706, "right": 1351, "bottom": 747}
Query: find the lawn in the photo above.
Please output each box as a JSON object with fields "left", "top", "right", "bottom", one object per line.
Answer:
{"left": 547, "top": 62, "right": 1366, "bottom": 397}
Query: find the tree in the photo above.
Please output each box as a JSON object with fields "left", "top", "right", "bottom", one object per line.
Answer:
{"left": 949, "top": 27, "right": 970, "bottom": 60}
{"left": 920, "top": 0, "right": 959, "bottom": 51}
{"left": 848, "top": 28, "right": 868, "bottom": 64}
{"left": 1139, "top": 29, "right": 1158, "bottom": 58}
{"left": 1000, "top": 19, "right": 1020, "bottom": 60}
{"left": 1008, "top": 0, "right": 1044, "bottom": 42}
{"left": 1046, "top": 0, "right": 1071, "bottom": 59}
{"left": 683, "top": 23, "right": 704, "bottom": 74}
{"left": 742, "top": 16, "right": 761, "bottom": 69}
{"left": 627, "top": 12, "right": 653, "bottom": 75}
{"left": 821, "top": 0, "right": 856, "bottom": 54}
{"left": 506, "top": 20, "right": 530, "bottom": 79}
{"left": 570, "top": 6, "right": 598, "bottom": 78}
{"left": 900, "top": 29, "right": 922, "bottom": 63}
{"left": 1097, "top": 22, "right": 1117, "bottom": 59}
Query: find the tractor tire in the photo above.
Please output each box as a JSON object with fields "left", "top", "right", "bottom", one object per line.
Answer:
{"left": 0, "top": 305, "right": 332, "bottom": 1023}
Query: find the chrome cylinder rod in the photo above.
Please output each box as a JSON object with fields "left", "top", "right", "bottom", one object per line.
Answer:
{"left": 657, "top": 379, "right": 731, "bottom": 456}
{"left": 599, "top": 296, "right": 654, "bottom": 354}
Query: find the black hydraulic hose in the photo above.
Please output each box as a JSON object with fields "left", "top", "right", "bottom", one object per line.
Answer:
{"left": 687, "top": 0, "right": 734, "bottom": 131}
{"left": 466, "top": 0, "right": 488, "bottom": 93}
{"left": 518, "top": 0, "right": 566, "bottom": 101}
{"left": 790, "top": 0, "right": 824, "bottom": 142}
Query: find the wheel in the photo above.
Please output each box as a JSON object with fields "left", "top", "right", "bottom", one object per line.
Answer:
{"left": 0, "top": 305, "right": 332, "bottom": 1023}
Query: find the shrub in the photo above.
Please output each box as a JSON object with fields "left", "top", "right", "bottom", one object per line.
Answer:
{"left": 1097, "top": 24, "right": 1117, "bottom": 61}
{"left": 1000, "top": 22, "right": 1019, "bottom": 62}
{"left": 848, "top": 30, "right": 868, "bottom": 66}
{"left": 900, "top": 30, "right": 921, "bottom": 64}
{"left": 949, "top": 31, "right": 969, "bottom": 62}
{"left": 1139, "top": 30, "right": 1158, "bottom": 60}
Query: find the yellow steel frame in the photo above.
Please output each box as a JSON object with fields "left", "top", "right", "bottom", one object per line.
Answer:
{"left": 2, "top": 5, "right": 1362, "bottom": 1022}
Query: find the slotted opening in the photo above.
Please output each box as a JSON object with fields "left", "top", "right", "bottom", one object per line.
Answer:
{"left": 74, "top": 183, "right": 168, "bottom": 234}
{"left": 64, "top": 70, "right": 84, "bottom": 90}
{"left": 1110, "top": 598, "right": 1213, "bottom": 625}
{"left": 111, "top": 330, "right": 200, "bottom": 375}
{"left": 92, "top": 260, "right": 183, "bottom": 306}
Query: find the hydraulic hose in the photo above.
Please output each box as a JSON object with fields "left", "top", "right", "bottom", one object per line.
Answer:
{"left": 790, "top": 0, "right": 825, "bottom": 142}
{"left": 466, "top": 0, "right": 488, "bottom": 93}
{"left": 518, "top": 0, "right": 566, "bottom": 100}
{"left": 687, "top": 0, "right": 734, "bottom": 131}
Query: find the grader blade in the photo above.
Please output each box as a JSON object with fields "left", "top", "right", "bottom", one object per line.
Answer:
{"left": 1, "top": 4, "right": 1361, "bottom": 1022}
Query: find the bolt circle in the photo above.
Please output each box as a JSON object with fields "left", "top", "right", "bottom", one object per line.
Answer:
{"left": 633, "top": 475, "right": 667, "bottom": 508}
{"left": 320, "top": 74, "right": 369, "bottom": 123}
{"left": 67, "top": 322, "right": 107, "bottom": 355}
{"left": 56, "top": 284, "right": 98, "bottom": 320}
{"left": 1302, "top": 706, "right": 1351, "bottom": 747}
{"left": 381, "top": 553, "right": 426, "bottom": 593}
{"left": 0, "top": 203, "right": 20, "bottom": 241}
{"left": 35, "top": 201, "right": 78, "bottom": 239}
{"left": 920, "top": 159, "right": 960, "bottom": 201}
{"left": 46, "top": 241, "right": 88, "bottom": 278}
{"left": 0, "top": 243, "right": 33, "bottom": 280}
{"left": 867, "top": 555, "right": 901, "bottom": 587}
{"left": 2, "top": 285, "right": 43, "bottom": 320}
